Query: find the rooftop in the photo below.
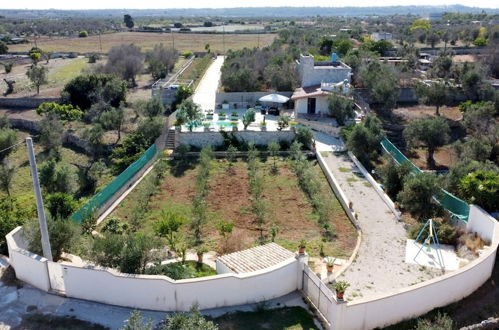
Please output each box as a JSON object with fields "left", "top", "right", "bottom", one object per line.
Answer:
{"left": 217, "top": 243, "right": 296, "bottom": 274}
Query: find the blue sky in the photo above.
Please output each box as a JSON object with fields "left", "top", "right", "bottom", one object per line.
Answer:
{"left": 4, "top": 0, "right": 499, "bottom": 10}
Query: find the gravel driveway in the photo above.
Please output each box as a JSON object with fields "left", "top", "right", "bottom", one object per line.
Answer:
{"left": 314, "top": 132, "right": 440, "bottom": 301}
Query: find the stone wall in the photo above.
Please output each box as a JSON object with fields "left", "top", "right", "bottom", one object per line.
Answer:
{"left": 0, "top": 97, "right": 59, "bottom": 109}
{"left": 178, "top": 130, "right": 295, "bottom": 148}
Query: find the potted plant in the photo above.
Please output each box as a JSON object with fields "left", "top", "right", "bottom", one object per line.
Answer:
{"left": 196, "top": 246, "right": 207, "bottom": 264}
{"left": 219, "top": 112, "right": 226, "bottom": 120}
{"left": 260, "top": 121, "right": 267, "bottom": 131}
{"left": 203, "top": 122, "right": 210, "bottom": 132}
{"left": 298, "top": 239, "right": 306, "bottom": 254}
{"left": 231, "top": 111, "right": 238, "bottom": 120}
{"left": 289, "top": 121, "right": 298, "bottom": 131}
{"left": 334, "top": 281, "right": 350, "bottom": 300}
{"left": 326, "top": 257, "right": 336, "bottom": 273}
{"left": 206, "top": 112, "right": 214, "bottom": 120}
{"left": 231, "top": 121, "right": 238, "bottom": 131}
{"left": 222, "top": 100, "right": 230, "bottom": 110}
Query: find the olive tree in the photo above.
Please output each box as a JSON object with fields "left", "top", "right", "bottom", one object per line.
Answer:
{"left": 414, "top": 81, "right": 449, "bottom": 116}
{"left": 104, "top": 44, "right": 144, "bottom": 86}
{"left": 397, "top": 172, "right": 443, "bottom": 221}
{"left": 26, "top": 65, "right": 48, "bottom": 94}
{"left": 404, "top": 117, "right": 449, "bottom": 169}
{"left": 327, "top": 93, "right": 354, "bottom": 125}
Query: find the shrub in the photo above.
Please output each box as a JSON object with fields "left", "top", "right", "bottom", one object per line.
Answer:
{"left": 46, "top": 193, "right": 78, "bottom": 219}
{"left": 295, "top": 126, "right": 313, "bottom": 148}
{"left": 36, "top": 102, "right": 83, "bottom": 122}
{"left": 62, "top": 74, "right": 127, "bottom": 110}
{"left": 24, "top": 216, "right": 80, "bottom": 261}
{"left": 79, "top": 30, "right": 89, "bottom": 38}
{"left": 408, "top": 221, "right": 459, "bottom": 246}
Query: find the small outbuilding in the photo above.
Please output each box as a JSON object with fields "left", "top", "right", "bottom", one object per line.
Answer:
{"left": 216, "top": 243, "right": 296, "bottom": 274}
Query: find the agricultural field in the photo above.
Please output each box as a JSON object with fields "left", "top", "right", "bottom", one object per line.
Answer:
{"left": 0, "top": 57, "right": 92, "bottom": 97}
{"left": 8, "top": 32, "right": 277, "bottom": 54}
{"left": 107, "top": 156, "right": 357, "bottom": 258}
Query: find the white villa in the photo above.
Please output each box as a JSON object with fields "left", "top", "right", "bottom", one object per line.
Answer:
{"left": 292, "top": 54, "right": 352, "bottom": 117}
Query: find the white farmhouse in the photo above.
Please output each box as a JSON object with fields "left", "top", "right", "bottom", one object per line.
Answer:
{"left": 292, "top": 53, "right": 351, "bottom": 116}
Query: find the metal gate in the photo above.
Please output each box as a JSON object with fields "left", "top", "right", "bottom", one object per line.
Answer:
{"left": 302, "top": 265, "right": 335, "bottom": 324}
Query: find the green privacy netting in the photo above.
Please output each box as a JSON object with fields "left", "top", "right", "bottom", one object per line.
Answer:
{"left": 381, "top": 138, "right": 469, "bottom": 222}
{"left": 71, "top": 144, "right": 157, "bottom": 223}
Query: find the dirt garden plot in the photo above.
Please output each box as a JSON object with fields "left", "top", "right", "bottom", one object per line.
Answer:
{"left": 107, "top": 157, "right": 357, "bottom": 258}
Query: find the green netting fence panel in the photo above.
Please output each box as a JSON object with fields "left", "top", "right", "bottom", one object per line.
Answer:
{"left": 434, "top": 189, "right": 470, "bottom": 222}
{"left": 71, "top": 144, "right": 157, "bottom": 223}
{"left": 380, "top": 138, "right": 469, "bottom": 222}
{"left": 380, "top": 138, "right": 421, "bottom": 174}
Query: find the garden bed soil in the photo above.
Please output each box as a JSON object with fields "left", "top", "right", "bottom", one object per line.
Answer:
{"left": 109, "top": 158, "right": 357, "bottom": 258}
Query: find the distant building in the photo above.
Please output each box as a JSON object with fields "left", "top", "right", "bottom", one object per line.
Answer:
{"left": 370, "top": 32, "right": 393, "bottom": 41}
{"left": 292, "top": 54, "right": 352, "bottom": 116}
{"left": 427, "top": 12, "right": 443, "bottom": 21}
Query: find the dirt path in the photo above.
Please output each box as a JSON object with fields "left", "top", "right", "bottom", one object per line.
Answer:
{"left": 314, "top": 132, "right": 440, "bottom": 301}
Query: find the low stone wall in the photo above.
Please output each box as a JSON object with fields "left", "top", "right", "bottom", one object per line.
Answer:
{"left": 0, "top": 97, "right": 59, "bottom": 109}
{"left": 215, "top": 91, "right": 293, "bottom": 109}
{"left": 178, "top": 130, "right": 295, "bottom": 148}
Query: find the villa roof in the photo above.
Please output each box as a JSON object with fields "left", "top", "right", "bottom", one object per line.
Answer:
{"left": 291, "top": 85, "right": 330, "bottom": 100}
{"left": 217, "top": 243, "right": 295, "bottom": 274}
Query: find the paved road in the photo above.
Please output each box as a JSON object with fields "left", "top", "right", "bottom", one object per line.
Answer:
{"left": 192, "top": 56, "right": 224, "bottom": 112}
{"left": 314, "top": 132, "right": 439, "bottom": 301}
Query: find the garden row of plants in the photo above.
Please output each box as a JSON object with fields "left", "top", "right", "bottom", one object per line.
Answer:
{"left": 289, "top": 142, "right": 336, "bottom": 240}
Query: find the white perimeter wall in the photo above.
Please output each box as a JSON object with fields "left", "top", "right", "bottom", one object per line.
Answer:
{"left": 6, "top": 228, "right": 51, "bottom": 292}
{"left": 6, "top": 225, "right": 300, "bottom": 312}
{"left": 330, "top": 205, "right": 499, "bottom": 330}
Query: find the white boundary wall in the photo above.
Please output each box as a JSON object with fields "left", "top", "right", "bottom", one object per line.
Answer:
{"left": 316, "top": 151, "right": 358, "bottom": 228}
{"left": 347, "top": 151, "right": 402, "bottom": 220}
{"left": 328, "top": 205, "right": 499, "bottom": 330}
{"left": 6, "top": 226, "right": 302, "bottom": 312}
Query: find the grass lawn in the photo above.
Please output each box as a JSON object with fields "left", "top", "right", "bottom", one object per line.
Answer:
{"left": 213, "top": 306, "right": 319, "bottom": 330}
{"left": 0, "top": 57, "right": 90, "bottom": 97}
{"left": 47, "top": 57, "right": 89, "bottom": 86}
{"left": 10, "top": 32, "right": 276, "bottom": 54}
{"left": 107, "top": 156, "right": 357, "bottom": 258}
{"left": 145, "top": 261, "right": 217, "bottom": 280}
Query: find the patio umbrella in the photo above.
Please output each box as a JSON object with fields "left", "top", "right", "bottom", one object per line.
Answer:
{"left": 258, "top": 94, "right": 290, "bottom": 103}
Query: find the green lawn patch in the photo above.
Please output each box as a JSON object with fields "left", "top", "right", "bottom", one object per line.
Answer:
{"left": 213, "top": 306, "right": 319, "bottom": 330}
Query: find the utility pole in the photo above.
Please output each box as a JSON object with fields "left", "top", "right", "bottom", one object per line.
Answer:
{"left": 98, "top": 31, "right": 103, "bottom": 52}
{"left": 223, "top": 25, "right": 225, "bottom": 55}
{"left": 26, "top": 137, "right": 53, "bottom": 262}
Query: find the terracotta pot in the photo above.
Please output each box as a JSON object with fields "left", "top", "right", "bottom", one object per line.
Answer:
{"left": 337, "top": 291, "right": 344, "bottom": 300}
{"left": 327, "top": 265, "right": 334, "bottom": 273}
{"left": 299, "top": 247, "right": 305, "bottom": 254}
{"left": 197, "top": 253, "right": 203, "bottom": 263}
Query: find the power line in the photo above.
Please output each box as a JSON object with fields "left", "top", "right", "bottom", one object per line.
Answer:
{"left": 0, "top": 140, "right": 26, "bottom": 155}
